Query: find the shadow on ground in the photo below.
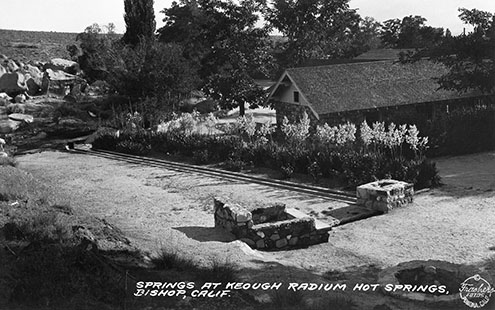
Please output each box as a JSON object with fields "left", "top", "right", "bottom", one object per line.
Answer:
{"left": 173, "top": 226, "right": 236, "bottom": 243}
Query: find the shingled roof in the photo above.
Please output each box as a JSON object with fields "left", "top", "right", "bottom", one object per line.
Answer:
{"left": 279, "top": 60, "right": 480, "bottom": 115}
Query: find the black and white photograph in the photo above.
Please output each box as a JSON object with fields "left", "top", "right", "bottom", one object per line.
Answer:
{"left": 1, "top": 0, "right": 495, "bottom": 309}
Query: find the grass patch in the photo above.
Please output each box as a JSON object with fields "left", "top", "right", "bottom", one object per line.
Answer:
{"left": 151, "top": 248, "right": 238, "bottom": 283}
{"left": 10, "top": 242, "right": 126, "bottom": 308}
{"left": 151, "top": 248, "right": 197, "bottom": 271}
{"left": 6, "top": 211, "right": 73, "bottom": 242}
{"left": 307, "top": 293, "right": 357, "bottom": 310}
{"left": 197, "top": 260, "right": 238, "bottom": 283}
{"left": 0, "top": 165, "right": 127, "bottom": 309}
{"left": 270, "top": 289, "right": 305, "bottom": 309}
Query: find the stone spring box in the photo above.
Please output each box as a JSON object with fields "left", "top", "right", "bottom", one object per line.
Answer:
{"left": 214, "top": 198, "right": 332, "bottom": 250}
{"left": 356, "top": 179, "right": 414, "bottom": 213}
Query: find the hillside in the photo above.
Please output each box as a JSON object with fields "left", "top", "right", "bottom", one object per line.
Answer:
{"left": 0, "top": 29, "right": 78, "bottom": 62}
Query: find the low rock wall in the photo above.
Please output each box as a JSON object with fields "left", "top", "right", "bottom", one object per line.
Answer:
{"left": 214, "top": 198, "right": 329, "bottom": 250}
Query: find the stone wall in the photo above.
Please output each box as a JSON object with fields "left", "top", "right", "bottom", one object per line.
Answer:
{"left": 356, "top": 179, "right": 414, "bottom": 213}
{"left": 214, "top": 198, "right": 330, "bottom": 250}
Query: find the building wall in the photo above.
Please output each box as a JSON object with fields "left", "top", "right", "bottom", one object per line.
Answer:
{"left": 273, "top": 101, "right": 318, "bottom": 126}
{"left": 275, "top": 95, "right": 495, "bottom": 127}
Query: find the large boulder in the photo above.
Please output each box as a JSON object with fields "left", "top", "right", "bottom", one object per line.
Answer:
{"left": 0, "top": 72, "right": 28, "bottom": 96}
{"left": 0, "top": 119, "right": 22, "bottom": 134}
{"left": 8, "top": 113, "right": 34, "bottom": 123}
{"left": 22, "top": 64, "right": 43, "bottom": 95}
{"left": 43, "top": 58, "right": 80, "bottom": 75}
{"left": 45, "top": 68, "right": 78, "bottom": 82}
{"left": 26, "top": 78, "right": 41, "bottom": 95}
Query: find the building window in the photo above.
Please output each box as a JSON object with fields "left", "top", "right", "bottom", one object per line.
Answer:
{"left": 293, "top": 91, "right": 300, "bottom": 103}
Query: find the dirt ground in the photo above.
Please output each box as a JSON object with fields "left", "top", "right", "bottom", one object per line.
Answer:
{"left": 15, "top": 150, "right": 495, "bottom": 307}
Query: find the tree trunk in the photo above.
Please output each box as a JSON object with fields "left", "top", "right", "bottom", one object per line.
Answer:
{"left": 239, "top": 102, "right": 245, "bottom": 116}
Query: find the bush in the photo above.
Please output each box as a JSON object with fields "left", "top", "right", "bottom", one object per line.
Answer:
{"left": 91, "top": 133, "right": 119, "bottom": 151}
{"left": 416, "top": 159, "right": 442, "bottom": 189}
{"left": 341, "top": 152, "right": 383, "bottom": 188}
{"left": 192, "top": 149, "right": 210, "bottom": 164}
{"left": 307, "top": 161, "right": 322, "bottom": 182}
{"left": 151, "top": 248, "right": 197, "bottom": 271}
{"left": 95, "top": 116, "right": 440, "bottom": 190}
{"left": 224, "top": 158, "right": 246, "bottom": 172}
{"left": 151, "top": 249, "right": 238, "bottom": 283}
{"left": 14, "top": 212, "right": 73, "bottom": 242}
{"left": 280, "top": 164, "right": 295, "bottom": 179}
{"left": 116, "top": 140, "right": 151, "bottom": 155}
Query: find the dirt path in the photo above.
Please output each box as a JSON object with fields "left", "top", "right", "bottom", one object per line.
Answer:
{"left": 17, "top": 151, "right": 495, "bottom": 280}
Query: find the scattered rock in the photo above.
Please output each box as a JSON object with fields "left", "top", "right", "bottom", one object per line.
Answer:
{"left": 34, "top": 131, "right": 47, "bottom": 139}
{"left": 58, "top": 117, "right": 86, "bottom": 127}
{"left": 0, "top": 92, "right": 11, "bottom": 100}
{"left": 0, "top": 119, "right": 22, "bottom": 133}
{"left": 0, "top": 65, "right": 6, "bottom": 78}
{"left": 5, "top": 59, "right": 19, "bottom": 72}
{"left": 22, "top": 64, "right": 43, "bottom": 95}
{"left": 43, "top": 58, "right": 80, "bottom": 75}
{"left": 45, "top": 68, "right": 78, "bottom": 82}
{"left": 8, "top": 113, "right": 34, "bottom": 123}
{"left": 14, "top": 94, "right": 26, "bottom": 103}
{"left": 6, "top": 103, "right": 26, "bottom": 114}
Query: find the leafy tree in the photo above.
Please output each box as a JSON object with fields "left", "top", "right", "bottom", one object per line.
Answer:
{"left": 105, "top": 41, "right": 199, "bottom": 100}
{"left": 74, "top": 23, "right": 115, "bottom": 82}
{"left": 354, "top": 16, "right": 384, "bottom": 51}
{"left": 400, "top": 8, "right": 494, "bottom": 94}
{"left": 381, "top": 15, "right": 444, "bottom": 48}
{"left": 381, "top": 18, "right": 401, "bottom": 47}
{"left": 433, "top": 8, "right": 495, "bottom": 93}
{"left": 266, "top": 0, "right": 363, "bottom": 66}
{"left": 122, "top": 0, "right": 156, "bottom": 46}
{"left": 158, "top": 0, "right": 273, "bottom": 115}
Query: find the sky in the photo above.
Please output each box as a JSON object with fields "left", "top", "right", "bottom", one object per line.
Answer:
{"left": 0, "top": 0, "right": 494, "bottom": 35}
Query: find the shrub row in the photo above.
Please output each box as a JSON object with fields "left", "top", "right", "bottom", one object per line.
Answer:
{"left": 92, "top": 130, "right": 440, "bottom": 189}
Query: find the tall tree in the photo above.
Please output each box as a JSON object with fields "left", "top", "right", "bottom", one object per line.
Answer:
{"left": 401, "top": 8, "right": 495, "bottom": 93}
{"left": 266, "top": 0, "right": 362, "bottom": 66}
{"left": 75, "top": 23, "right": 115, "bottom": 82}
{"left": 122, "top": 0, "right": 156, "bottom": 46}
{"left": 434, "top": 8, "right": 495, "bottom": 93}
{"left": 158, "top": 0, "right": 272, "bottom": 115}
{"left": 381, "top": 15, "right": 444, "bottom": 48}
